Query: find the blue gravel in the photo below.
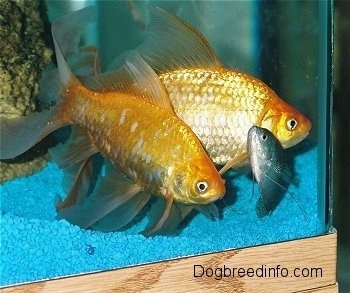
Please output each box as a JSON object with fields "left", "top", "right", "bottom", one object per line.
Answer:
{"left": 0, "top": 146, "right": 322, "bottom": 287}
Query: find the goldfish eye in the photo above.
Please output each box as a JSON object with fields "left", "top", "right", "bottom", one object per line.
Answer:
{"left": 286, "top": 118, "right": 298, "bottom": 131}
{"left": 196, "top": 181, "right": 208, "bottom": 193}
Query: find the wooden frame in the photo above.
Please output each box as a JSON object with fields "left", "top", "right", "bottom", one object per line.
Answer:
{"left": 1, "top": 229, "right": 337, "bottom": 292}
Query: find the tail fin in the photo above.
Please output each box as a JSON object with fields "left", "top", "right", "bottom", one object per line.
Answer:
{"left": 51, "top": 6, "right": 97, "bottom": 89}
{"left": 38, "top": 45, "right": 100, "bottom": 108}
{"left": 0, "top": 110, "right": 65, "bottom": 159}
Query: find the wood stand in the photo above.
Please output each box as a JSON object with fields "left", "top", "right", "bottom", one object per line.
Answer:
{"left": 1, "top": 229, "right": 338, "bottom": 292}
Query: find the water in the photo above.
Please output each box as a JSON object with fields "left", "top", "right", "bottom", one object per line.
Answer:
{"left": 0, "top": 0, "right": 332, "bottom": 287}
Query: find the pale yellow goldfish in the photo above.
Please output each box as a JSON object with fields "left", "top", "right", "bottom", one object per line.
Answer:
{"left": 135, "top": 7, "right": 312, "bottom": 173}
{"left": 0, "top": 7, "right": 225, "bottom": 236}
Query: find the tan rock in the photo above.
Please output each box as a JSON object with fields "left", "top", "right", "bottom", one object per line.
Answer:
{"left": 0, "top": 0, "right": 53, "bottom": 183}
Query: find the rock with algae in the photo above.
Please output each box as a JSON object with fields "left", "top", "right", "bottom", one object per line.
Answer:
{"left": 0, "top": 0, "right": 54, "bottom": 184}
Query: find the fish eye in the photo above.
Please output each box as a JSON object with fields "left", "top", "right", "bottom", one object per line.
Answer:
{"left": 286, "top": 118, "right": 298, "bottom": 131}
{"left": 261, "top": 133, "right": 267, "bottom": 141}
{"left": 196, "top": 181, "right": 208, "bottom": 193}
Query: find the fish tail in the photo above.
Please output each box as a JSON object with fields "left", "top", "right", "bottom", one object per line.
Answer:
{"left": 0, "top": 7, "right": 98, "bottom": 160}
{"left": 0, "top": 110, "right": 65, "bottom": 160}
{"left": 39, "top": 7, "right": 98, "bottom": 109}
{"left": 38, "top": 45, "right": 100, "bottom": 108}
{"left": 51, "top": 6, "right": 97, "bottom": 94}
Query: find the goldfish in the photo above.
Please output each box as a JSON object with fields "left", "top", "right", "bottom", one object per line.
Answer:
{"left": 132, "top": 7, "right": 312, "bottom": 173}
{"left": 0, "top": 7, "right": 225, "bottom": 236}
{"left": 247, "top": 126, "right": 304, "bottom": 218}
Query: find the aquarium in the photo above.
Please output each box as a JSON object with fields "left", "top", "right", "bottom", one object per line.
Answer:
{"left": 0, "top": 0, "right": 333, "bottom": 287}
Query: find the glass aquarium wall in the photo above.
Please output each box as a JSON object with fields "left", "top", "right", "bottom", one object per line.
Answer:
{"left": 0, "top": 0, "right": 333, "bottom": 287}
{"left": 97, "top": 0, "right": 333, "bottom": 234}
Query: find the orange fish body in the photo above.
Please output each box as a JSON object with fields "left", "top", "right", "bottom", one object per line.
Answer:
{"left": 61, "top": 80, "right": 224, "bottom": 205}
{"left": 0, "top": 7, "right": 225, "bottom": 235}
{"left": 135, "top": 7, "right": 312, "bottom": 172}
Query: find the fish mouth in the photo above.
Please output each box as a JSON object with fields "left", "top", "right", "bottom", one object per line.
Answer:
{"left": 283, "top": 131, "right": 310, "bottom": 149}
{"left": 298, "top": 131, "right": 310, "bottom": 143}
{"left": 212, "top": 193, "right": 225, "bottom": 202}
{"left": 200, "top": 192, "right": 225, "bottom": 205}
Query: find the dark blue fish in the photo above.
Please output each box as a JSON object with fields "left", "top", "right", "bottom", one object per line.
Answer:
{"left": 247, "top": 126, "right": 293, "bottom": 217}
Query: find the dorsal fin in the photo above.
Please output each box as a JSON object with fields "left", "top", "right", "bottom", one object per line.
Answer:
{"left": 135, "top": 6, "right": 222, "bottom": 74}
{"left": 83, "top": 51, "right": 173, "bottom": 112}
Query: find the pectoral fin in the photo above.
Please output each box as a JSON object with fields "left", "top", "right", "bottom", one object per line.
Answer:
{"left": 143, "top": 200, "right": 219, "bottom": 236}
{"left": 219, "top": 152, "right": 249, "bottom": 175}
{"left": 142, "top": 191, "right": 175, "bottom": 237}
{"left": 143, "top": 198, "right": 193, "bottom": 236}
{"left": 56, "top": 157, "right": 95, "bottom": 210}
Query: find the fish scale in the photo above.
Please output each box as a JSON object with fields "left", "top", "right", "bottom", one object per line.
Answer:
{"left": 159, "top": 68, "right": 268, "bottom": 165}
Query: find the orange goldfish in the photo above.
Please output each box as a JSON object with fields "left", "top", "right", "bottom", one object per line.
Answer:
{"left": 132, "top": 7, "right": 312, "bottom": 173}
{"left": 0, "top": 7, "right": 225, "bottom": 235}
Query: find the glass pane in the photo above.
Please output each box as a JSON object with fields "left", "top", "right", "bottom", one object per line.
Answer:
{"left": 0, "top": 0, "right": 333, "bottom": 286}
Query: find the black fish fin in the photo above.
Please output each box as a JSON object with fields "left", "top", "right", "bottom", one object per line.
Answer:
{"left": 136, "top": 6, "right": 222, "bottom": 73}
{"left": 48, "top": 126, "right": 98, "bottom": 169}
{"left": 83, "top": 50, "right": 173, "bottom": 112}
{"left": 142, "top": 198, "right": 193, "bottom": 236}
{"left": 57, "top": 161, "right": 142, "bottom": 229}
{"left": 271, "top": 162, "right": 293, "bottom": 183}
{"left": 0, "top": 109, "right": 66, "bottom": 159}
{"left": 255, "top": 170, "right": 289, "bottom": 217}
{"left": 255, "top": 196, "right": 270, "bottom": 218}
{"left": 91, "top": 191, "right": 151, "bottom": 232}
{"left": 258, "top": 170, "right": 307, "bottom": 220}
{"left": 57, "top": 157, "right": 95, "bottom": 209}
